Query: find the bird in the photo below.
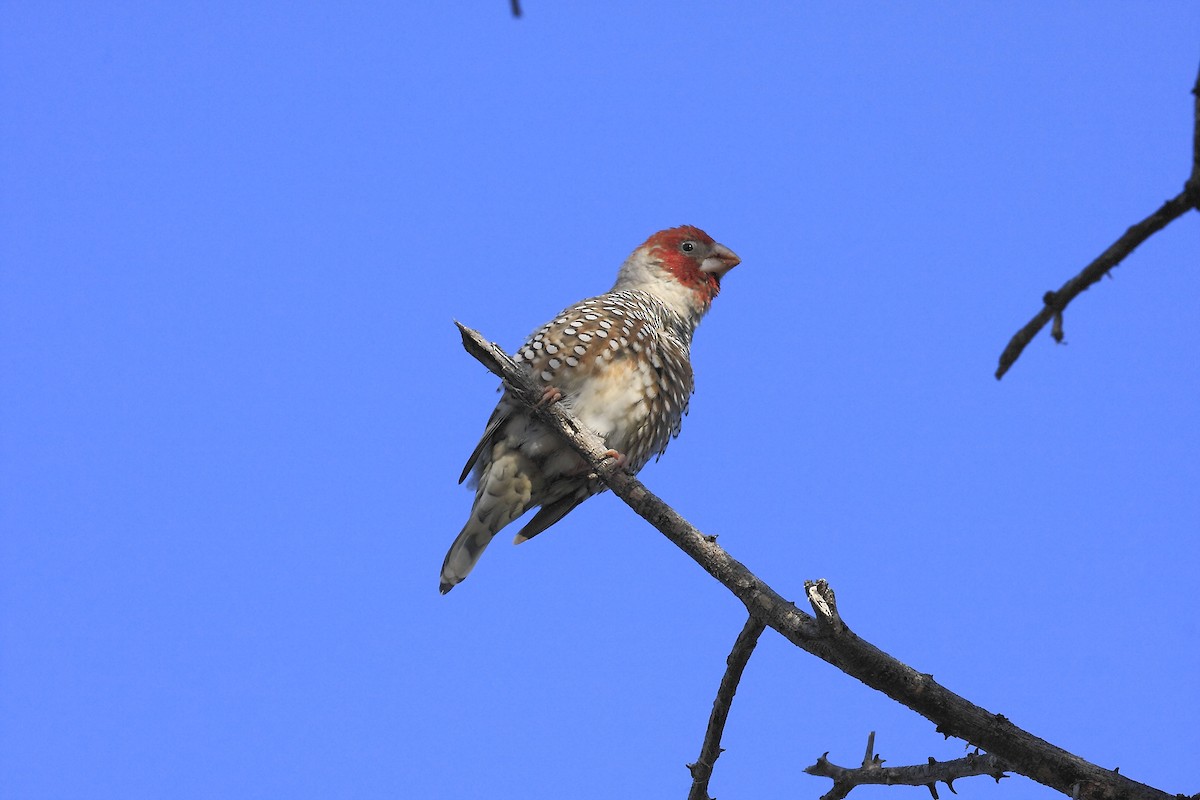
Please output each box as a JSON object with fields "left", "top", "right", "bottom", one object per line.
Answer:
{"left": 439, "top": 225, "right": 740, "bottom": 593}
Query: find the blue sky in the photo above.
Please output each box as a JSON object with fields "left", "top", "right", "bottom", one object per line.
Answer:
{"left": 2, "top": 3, "right": 1198, "bottom": 798}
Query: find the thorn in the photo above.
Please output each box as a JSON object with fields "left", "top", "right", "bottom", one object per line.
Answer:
{"left": 946, "top": 777, "right": 958, "bottom": 794}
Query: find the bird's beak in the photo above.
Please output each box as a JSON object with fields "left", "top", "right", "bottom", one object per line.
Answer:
{"left": 700, "top": 243, "right": 741, "bottom": 280}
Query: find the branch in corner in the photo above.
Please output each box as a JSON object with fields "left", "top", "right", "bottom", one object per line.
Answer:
{"left": 994, "top": 61, "right": 1200, "bottom": 380}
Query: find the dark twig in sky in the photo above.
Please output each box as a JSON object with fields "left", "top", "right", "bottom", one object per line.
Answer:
{"left": 994, "top": 62, "right": 1200, "bottom": 380}
{"left": 805, "top": 732, "right": 1010, "bottom": 800}
{"left": 510, "top": 0, "right": 521, "bottom": 18}
{"left": 456, "top": 321, "right": 1181, "bottom": 800}
{"left": 687, "top": 614, "right": 766, "bottom": 800}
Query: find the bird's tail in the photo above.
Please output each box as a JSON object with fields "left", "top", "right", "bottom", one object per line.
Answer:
{"left": 439, "top": 450, "right": 533, "bottom": 593}
{"left": 439, "top": 519, "right": 495, "bottom": 594}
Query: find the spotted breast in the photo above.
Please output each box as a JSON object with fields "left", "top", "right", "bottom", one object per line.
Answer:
{"left": 440, "top": 225, "right": 740, "bottom": 593}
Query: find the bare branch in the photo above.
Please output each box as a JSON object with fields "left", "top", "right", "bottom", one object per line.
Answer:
{"left": 994, "top": 192, "right": 1196, "bottom": 379}
{"left": 995, "top": 63, "right": 1200, "bottom": 380}
{"left": 1191, "top": 61, "right": 1200, "bottom": 198}
{"left": 687, "top": 615, "right": 767, "bottom": 800}
{"left": 457, "top": 321, "right": 1185, "bottom": 800}
{"left": 510, "top": 0, "right": 522, "bottom": 18}
{"left": 805, "top": 732, "right": 1010, "bottom": 800}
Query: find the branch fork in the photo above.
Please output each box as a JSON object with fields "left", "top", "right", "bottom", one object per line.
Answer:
{"left": 456, "top": 324, "right": 1183, "bottom": 800}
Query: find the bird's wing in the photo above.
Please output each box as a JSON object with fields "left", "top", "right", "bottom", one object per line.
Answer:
{"left": 513, "top": 492, "right": 588, "bottom": 544}
{"left": 458, "top": 403, "right": 509, "bottom": 484}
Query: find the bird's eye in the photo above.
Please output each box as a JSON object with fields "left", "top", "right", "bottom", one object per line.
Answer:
{"left": 681, "top": 241, "right": 695, "bottom": 252}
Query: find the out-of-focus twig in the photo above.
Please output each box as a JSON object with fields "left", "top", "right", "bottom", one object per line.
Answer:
{"left": 995, "top": 62, "right": 1200, "bottom": 380}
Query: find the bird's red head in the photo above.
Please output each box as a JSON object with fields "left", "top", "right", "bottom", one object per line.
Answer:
{"left": 648, "top": 226, "right": 739, "bottom": 302}
{"left": 612, "top": 225, "right": 741, "bottom": 320}
{"left": 641, "top": 225, "right": 741, "bottom": 307}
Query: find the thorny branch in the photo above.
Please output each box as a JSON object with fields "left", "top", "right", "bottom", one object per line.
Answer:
{"left": 994, "top": 63, "right": 1200, "bottom": 380}
{"left": 805, "top": 732, "right": 1010, "bottom": 800}
{"left": 457, "top": 321, "right": 1186, "bottom": 800}
{"left": 687, "top": 614, "right": 767, "bottom": 800}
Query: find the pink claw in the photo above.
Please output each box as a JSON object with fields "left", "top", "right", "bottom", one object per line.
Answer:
{"left": 537, "top": 386, "right": 563, "bottom": 406}
{"left": 603, "top": 449, "right": 628, "bottom": 469}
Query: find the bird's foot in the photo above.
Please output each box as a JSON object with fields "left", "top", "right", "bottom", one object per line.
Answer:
{"left": 602, "top": 449, "right": 628, "bottom": 470}
{"left": 536, "top": 386, "right": 563, "bottom": 406}
{"left": 579, "top": 449, "right": 627, "bottom": 480}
